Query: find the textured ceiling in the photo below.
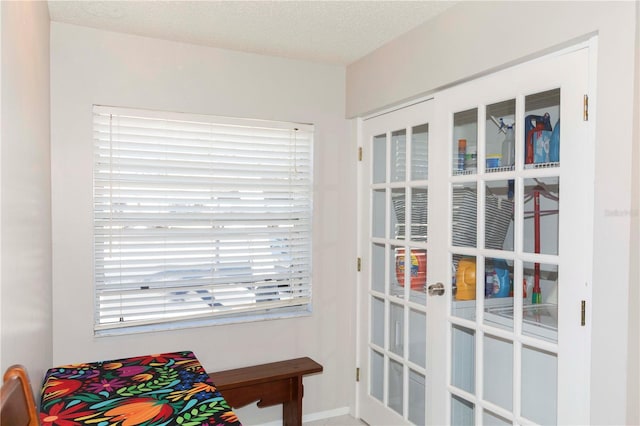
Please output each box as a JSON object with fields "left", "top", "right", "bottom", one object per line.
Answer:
{"left": 47, "top": 1, "right": 457, "bottom": 65}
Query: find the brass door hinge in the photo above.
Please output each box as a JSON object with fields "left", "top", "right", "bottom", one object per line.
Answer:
{"left": 357, "top": 257, "right": 362, "bottom": 272}
{"left": 358, "top": 147, "right": 363, "bottom": 161}
{"left": 581, "top": 300, "right": 586, "bottom": 326}
{"left": 583, "top": 95, "right": 589, "bottom": 121}
{"left": 356, "top": 367, "right": 360, "bottom": 382}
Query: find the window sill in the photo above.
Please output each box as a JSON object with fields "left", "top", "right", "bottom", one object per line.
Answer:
{"left": 94, "top": 307, "right": 312, "bottom": 337}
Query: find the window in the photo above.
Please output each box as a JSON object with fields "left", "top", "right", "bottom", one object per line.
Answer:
{"left": 93, "top": 106, "right": 313, "bottom": 334}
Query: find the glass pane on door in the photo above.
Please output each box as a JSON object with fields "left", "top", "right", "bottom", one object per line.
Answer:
{"left": 485, "top": 99, "right": 516, "bottom": 172}
{"left": 371, "top": 243, "right": 385, "bottom": 293}
{"left": 373, "top": 133, "right": 387, "bottom": 184}
{"left": 372, "top": 188, "right": 386, "bottom": 238}
{"left": 451, "top": 325, "right": 475, "bottom": 394}
{"left": 524, "top": 89, "right": 560, "bottom": 169}
{"left": 452, "top": 182, "right": 477, "bottom": 248}
{"left": 521, "top": 345, "right": 557, "bottom": 424}
{"left": 391, "top": 129, "right": 407, "bottom": 182}
{"left": 371, "top": 297, "right": 384, "bottom": 348}
{"left": 483, "top": 410, "right": 511, "bottom": 425}
{"left": 389, "top": 359, "right": 404, "bottom": 415}
{"left": 483, "top": 334, "right": 513, "bottom": 411}
{"left": 452, "top": 254, "right": 477, "bottom": 321}
{"left": 411, "top": 124, "right": 429, "bottom": 181}
{"left": 408, "top": 370, "right": 426, "bottom": 425}
{"left": 389, "top": 302, "right": 404, "bottom": 357}
{"left": 409, "top": 309, "right": 426, "bottom": 368}
{"left": 410, "top": 187, "right": 428, "bottom": 242}
{"left": 483, "top": 257, "right": 515, "bottom": 332}
{"left": 394, "top": 247, "right": 427, "bottom": 301}
{"left": 371, "top": 349, "right": 384, "bottom": 402}
{"left": 391, "top": 188, "right": 406, "bottom": 240}
{"left": 523, "top": 261, "right": 559, "bottom": 343}
{"left": 485, "top": 180, "right": 514, "bottom": 251}
{"left": 524, "top": 177, "right": 559, "bottom": 255}
{"left": 452, "top": 109, "right": 478, "bottom": 176}
{"left": 451, "top": 395, "right": 474, "bottom": 426}
{"left": 390, "top": 244, "right": 406, "bottom": 300}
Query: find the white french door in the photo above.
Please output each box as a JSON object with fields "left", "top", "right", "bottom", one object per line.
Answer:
{"left": 357, "top": 42, "right": 594, "bottom": 425}
{"left": 357, "top": 99, "right": 448, "bottom": 425}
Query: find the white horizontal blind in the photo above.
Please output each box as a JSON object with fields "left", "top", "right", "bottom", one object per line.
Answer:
{"left": 93, "top": 106, "right": 313, "bottom": 332}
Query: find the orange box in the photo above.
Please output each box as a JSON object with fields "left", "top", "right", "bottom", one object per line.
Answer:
{"left": 395, "top": 249, "right": 426, "bottom": 291}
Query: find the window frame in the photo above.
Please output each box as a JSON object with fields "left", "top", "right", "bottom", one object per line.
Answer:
{"left": 92, "top": 105, "right": 314, "bottom": 335}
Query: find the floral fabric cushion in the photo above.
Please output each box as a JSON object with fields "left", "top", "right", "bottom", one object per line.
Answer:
{"left": 40, "top": 350, "right": 241, "bottom": 426}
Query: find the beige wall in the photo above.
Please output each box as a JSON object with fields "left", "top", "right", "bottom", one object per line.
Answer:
{"left": 347, "top": 1, "right": 637, "bottom": 424}
{"left": 0, "top": 1, "right": 52, "bottom": 383}
{"left": 50, "top": 22, "right": 355, "bottom": 424}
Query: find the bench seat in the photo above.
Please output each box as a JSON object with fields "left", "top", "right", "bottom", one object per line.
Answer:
{"left": 209, "top": 357, "right": 323, "bottom": 426}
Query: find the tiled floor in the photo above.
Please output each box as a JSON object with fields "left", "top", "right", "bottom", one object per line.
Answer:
{"left": 304, "top": 414, "right": 366, "bottom": 425}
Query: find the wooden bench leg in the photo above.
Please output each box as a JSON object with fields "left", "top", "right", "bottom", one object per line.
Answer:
{"left": 282, "top": 376, "right": 303, "bottom": 426}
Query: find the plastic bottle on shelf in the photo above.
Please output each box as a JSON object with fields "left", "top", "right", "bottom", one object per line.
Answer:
{"left": 465, "top": 148, "right": 477, "bottom": 171}
{"left": 550, "top": 118, "right": 560, "bottom": 163}
{"left": 455, "top": 257, "right": 476, "bottom": 300}
{"left": 501, "top": 125, "right": 515, "bottom": 167}
{"left": 493, "top": 259, "right": 511, "bottom": 298}
{"left": 457, "top": 139, "right": 466, "bottom": 172}
{"left": 485, "top": 266, "right": 496, "bottom": 298}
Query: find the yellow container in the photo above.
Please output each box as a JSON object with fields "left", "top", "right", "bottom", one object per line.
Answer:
{"left": 455, "top": 258, "right": 476, "bottom": 300}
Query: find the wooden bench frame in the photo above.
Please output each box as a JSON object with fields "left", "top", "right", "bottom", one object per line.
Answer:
{"left": 209, "top": 357, "right": 323, "bottom": 426}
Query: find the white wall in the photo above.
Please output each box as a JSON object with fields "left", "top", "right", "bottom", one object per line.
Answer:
{"left": 0, "top": 1, "right": 52, "bottom": 384}
{"left": 347, "top": 1, "right": 637, "bottom": 424}
{"left": 628, "top": 4, "right": 640, "bottom": 424}
{"left": 50, "top": 23, "right": 355, "bottom": 424}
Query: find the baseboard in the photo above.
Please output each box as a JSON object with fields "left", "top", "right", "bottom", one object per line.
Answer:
{"left": 258, "top": 406, "right": 352, "bottom": 426}
{"left": 303, "top": 406, "right": 352, "bottom": 423}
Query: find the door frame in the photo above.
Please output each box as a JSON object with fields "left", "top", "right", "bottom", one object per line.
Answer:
{"left": 355, "top": 38, "right": 598, "bottom": 425}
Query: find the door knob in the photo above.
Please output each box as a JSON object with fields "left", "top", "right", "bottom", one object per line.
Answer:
{"left": 427, "top": 282, "right": 445, "bottom": 296}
